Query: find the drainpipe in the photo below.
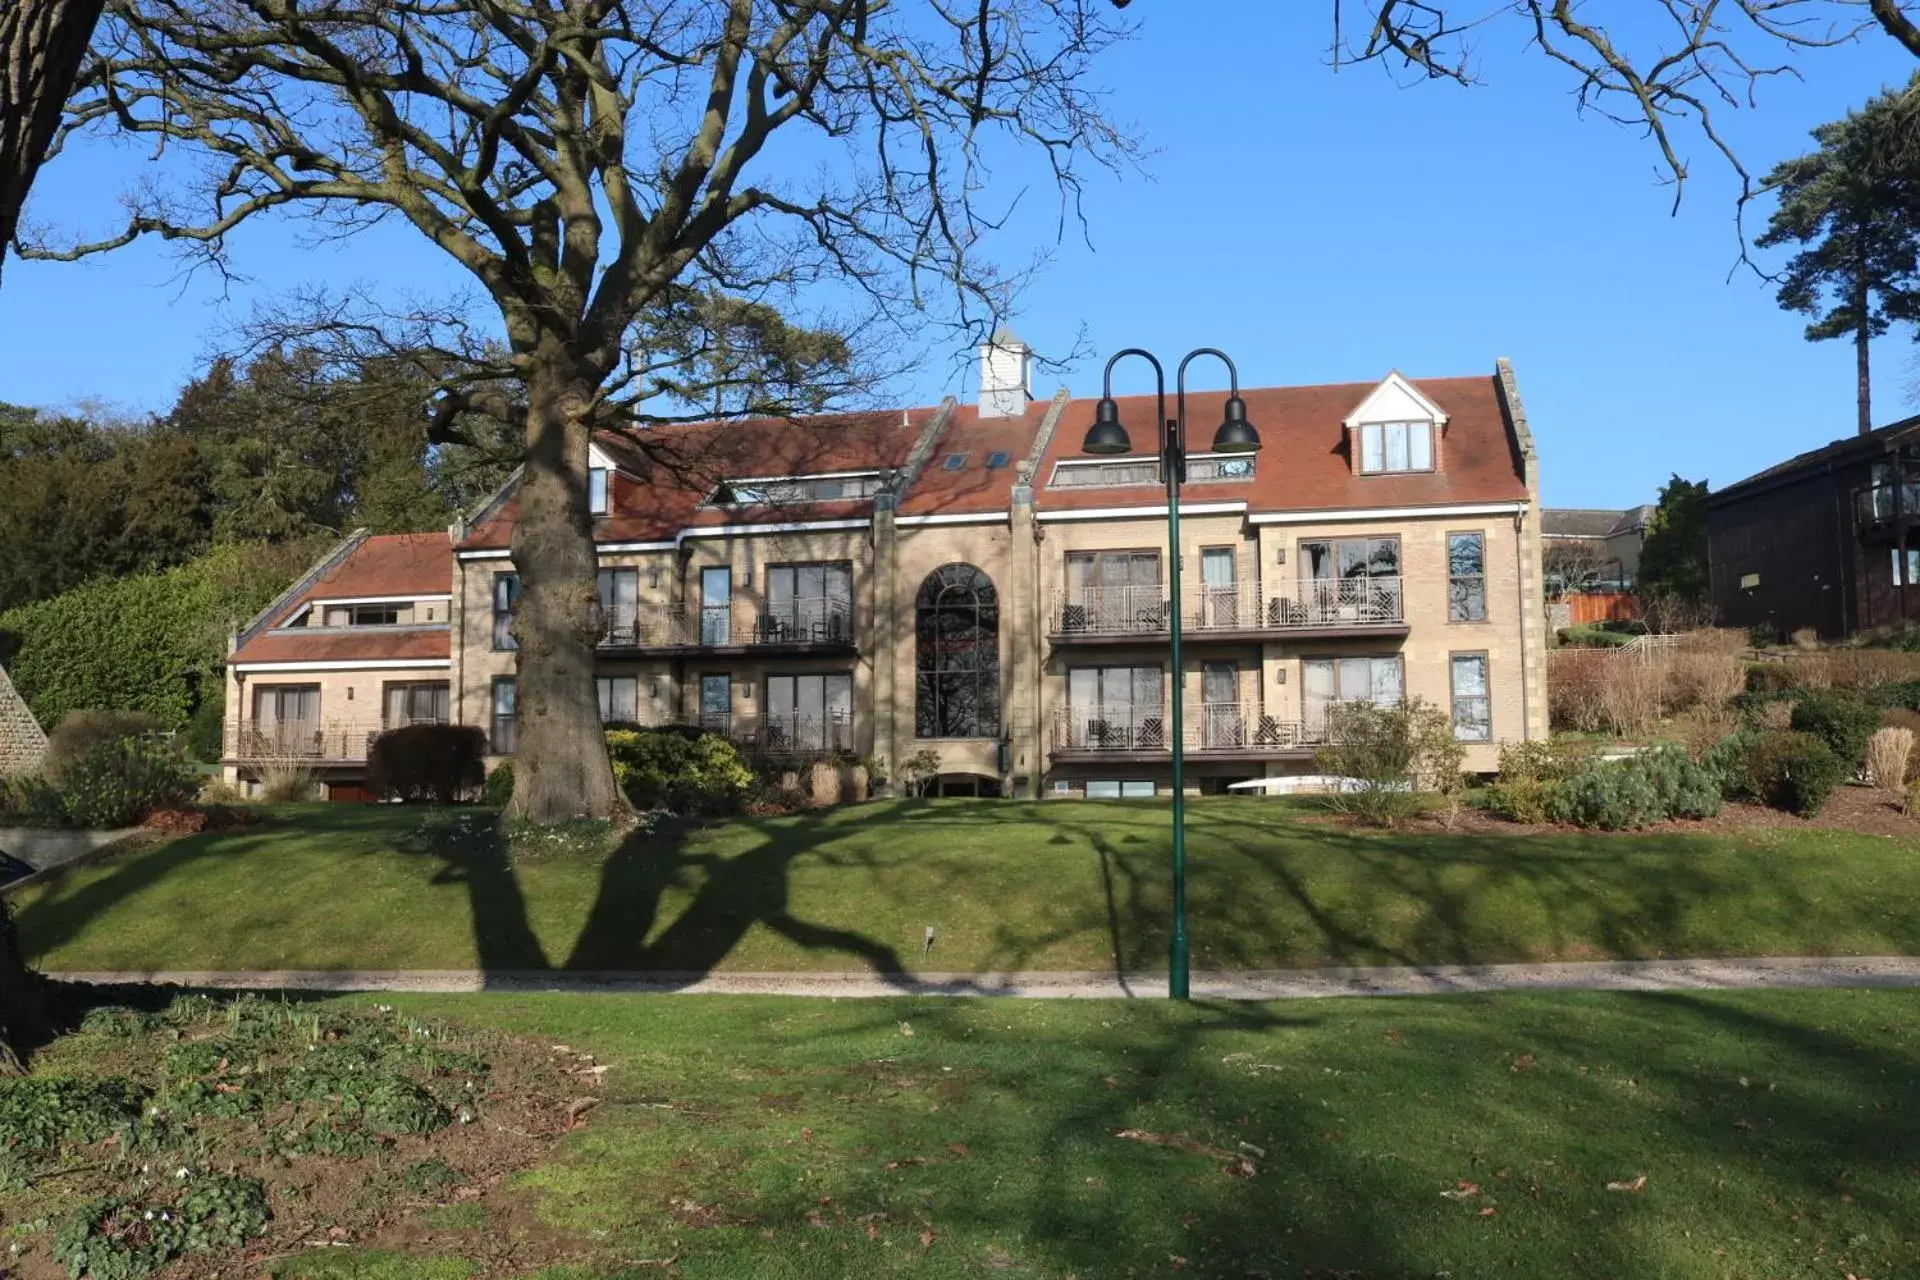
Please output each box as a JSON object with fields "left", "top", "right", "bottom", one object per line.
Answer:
{"left": 1514, "top": 507, "right": 1532, "bottom": 739}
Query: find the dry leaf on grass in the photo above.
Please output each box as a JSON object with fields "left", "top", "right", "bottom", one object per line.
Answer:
{"left": 1606, "top": 1174, "right": 1648, "bottom": 1193}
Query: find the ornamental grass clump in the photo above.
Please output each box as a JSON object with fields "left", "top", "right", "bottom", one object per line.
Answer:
{"left": 1867, "top": 726, "right": 1914, "bottom": 793}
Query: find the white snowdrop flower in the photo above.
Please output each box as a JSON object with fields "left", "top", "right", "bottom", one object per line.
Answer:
{"left": 144, "top": 1211, "right": 155, "bottom": 1221}
{"left": 175, "top": 1166, "right": 189, "bottom": 1179}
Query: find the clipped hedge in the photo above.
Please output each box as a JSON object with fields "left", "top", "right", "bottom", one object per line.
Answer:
{"left": 366, "top": 724, "right": 487, "bottom": 805}
{"left": 0, "top": 542, "right": 314, "bottom": 733}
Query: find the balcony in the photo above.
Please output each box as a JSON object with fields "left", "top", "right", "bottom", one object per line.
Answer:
{"left": 1048, "top": 579, "right": 1408, "bottom": 645}
{"left": 598, "top": 600, "right": 856, "bottom": 656}
{"left": 226, "top": 718, "right": 392, "bottom": 765}
{"left": 1853, "top": 477, "right": 1920, "bottom": 541}
{"left": 694, "top": 711, "right": 856, "bottom": 759}
{"left": 1050, "top": 704, "right": 1328, "bottom": 762}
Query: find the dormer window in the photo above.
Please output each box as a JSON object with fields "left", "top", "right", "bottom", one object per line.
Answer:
{"left": 588, "top": 467, "right": 610, "bottom": 514}
{"left": 321, "top": 602, "right": 410, "bottom": 627}
{"left": 708, "top": 471, "right": 883, "bottom": 506}
{"left": 1356, "top": 421, "right": 1434, "bottom": 475}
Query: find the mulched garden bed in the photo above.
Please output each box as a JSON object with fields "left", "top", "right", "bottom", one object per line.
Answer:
{"left": 1394, "top": 784, "right": 1920, "bottom": 840}
{"left": 0, "top": 993, "right": 591, "bottom": 1279}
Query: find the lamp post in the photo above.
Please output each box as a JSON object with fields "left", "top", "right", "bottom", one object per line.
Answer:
{"left": 1082, "top": 348, "right": 1261, "bottom": 1001}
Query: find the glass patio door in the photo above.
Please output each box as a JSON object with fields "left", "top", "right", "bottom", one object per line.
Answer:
{"left": 699, "top": 674, "right": 732, "bottom": 734}
{"left": 700, "top": 567, "right": 732, "bottom": 645}
{"left": 1201, "top": 662, "right": 1242, "bottom": 747}
{"left": 597, "top": 568, "right": 639, "bottom": 643}
{"left": 253, "top": 685, "right": 318, "bottom": 755}
{"left": 1199, "top": 548, "right": 1237, "bottom": 628}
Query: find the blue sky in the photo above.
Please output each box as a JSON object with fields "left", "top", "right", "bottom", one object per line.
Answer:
{"left": 1, "top": 3, "right": 1915, "bottom": 509}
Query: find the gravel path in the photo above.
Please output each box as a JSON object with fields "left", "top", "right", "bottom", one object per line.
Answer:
{"left": 45, "top": 956, "right": 1920, "bottom": 1000}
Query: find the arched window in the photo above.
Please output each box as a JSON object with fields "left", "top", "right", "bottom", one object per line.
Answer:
{"left": 916, "top": 564, "right": 1000, "bottom": 739}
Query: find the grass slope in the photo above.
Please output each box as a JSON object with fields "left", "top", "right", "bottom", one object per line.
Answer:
{"left": 15, "top": 799, "right": 1920, "bottom": 975}
{"left": 270, "top": 989, "right": 1920, "bottom": 1278}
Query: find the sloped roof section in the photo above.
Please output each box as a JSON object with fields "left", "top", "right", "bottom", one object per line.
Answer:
{"left": 462, "top": 409, "right": 939, "bottom": 548}
{"left": 1712, "top": 415, "right": 1920, "bottom": 502}
{"left": 1030, "top": 374, "right": 1526, "bottom": 514}
{"left": 231, "top": 627, "right": 451, "bottom": 667}
{"left": 1543, "top": 509, "right": 1629, "bottom": 539}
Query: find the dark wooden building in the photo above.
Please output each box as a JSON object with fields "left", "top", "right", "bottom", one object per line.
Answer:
{"left": 1707, "top": 415, "right": 1920, "bottom": 640}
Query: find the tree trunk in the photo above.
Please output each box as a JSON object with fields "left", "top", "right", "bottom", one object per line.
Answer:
{"left": 504, "top": 348, "right": 626, "bottom": 824}
{"left": 0, "top": 900, "right": 45, "bottom": 1074}
{"left": 0, "top": 0, "right": 106, "bottom": 278}
{"left": 1856, "top": 232, "right": 1873, "bottom": 437}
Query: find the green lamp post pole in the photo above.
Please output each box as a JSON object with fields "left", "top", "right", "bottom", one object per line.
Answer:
{"left": 1081, "top": 347, "right": 1262, "bottom": 1000}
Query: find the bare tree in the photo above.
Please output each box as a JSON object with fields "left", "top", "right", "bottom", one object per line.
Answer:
{"left": 0, "top": 0, "right": 105, "bottom": 279}
{"left": 1543, "top": 539, "right": 1618, "bottom": 598}
{"left": 0, "top": 0, "right": 109, "bottom": 1075}
{"left": 1336, "top": 1, "right": 1920, "bottom": 213}
{"left": 20, "top": 1, "right": 1134, "bottom": 822}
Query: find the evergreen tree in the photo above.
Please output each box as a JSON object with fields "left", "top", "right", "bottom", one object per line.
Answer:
{"left": 1758, "top": 80, "right": 1920, "bottom": 436}
{"left": 1638, "top": 475, "right": 1712, "bottom": 605}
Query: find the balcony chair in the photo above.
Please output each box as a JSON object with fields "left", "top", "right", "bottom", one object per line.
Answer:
{"left": 1135, "top": 717, "right": 1166, "bottom": 750}
{"left": 1061, "top": 603, "right": 1089, "bottom": 633}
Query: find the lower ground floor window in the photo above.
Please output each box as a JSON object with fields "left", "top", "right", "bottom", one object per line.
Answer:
{"left": 1450, "top": 653, "right": 1491, "bottom": 741}
{"left": 1084, "top": 780, "right": 1156, "bottom": 799}
{"left": 1895, "top": 547, "right": 1920, "bottom": 586}
{"left": 490, "top": 677, "right": 517, "bottom": 754}
{"left": 597, "top": 675, "right": 638, "bottom": 724}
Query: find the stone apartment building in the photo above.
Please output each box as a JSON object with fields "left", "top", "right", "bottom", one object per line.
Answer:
{"left": 221, "top": 338, "right": 1548, "bottom": 800}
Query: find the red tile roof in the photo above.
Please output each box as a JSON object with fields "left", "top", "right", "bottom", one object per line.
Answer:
{"left": 230, "top": 626, "right": 450, "bottom": 667}
{"left": 463, "top": 409, "right": 937, "bottom": 548}
{"left": 1030, "top": 376, "right": 1525, "bottom": 514}
{"left": 293, "top": 534, "right": 451, "bottom": 610}
{"left": 457, "top": 371, "right": 1525, "bottom": 547}
{"left": 234, "top": 533, "right": 456, "bottom": 666}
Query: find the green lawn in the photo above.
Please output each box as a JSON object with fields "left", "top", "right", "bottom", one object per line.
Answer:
{"left": 135, "top": 988, "right": 1920, "bottom": 1277}
{"left": 14, "top": 798, "right": 1920, "bottom": 975}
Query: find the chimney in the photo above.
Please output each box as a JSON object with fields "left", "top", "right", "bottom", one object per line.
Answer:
{"left": 978, "top": 327, "right": 1032, "bottom": 418}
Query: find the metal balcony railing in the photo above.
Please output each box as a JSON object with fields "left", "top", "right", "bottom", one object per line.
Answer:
{"left": 1853, "top": 480, "right": 1920, "bottom": 526}
{"left": 227, "top": 718, "right": 394, "bottom": 763}
{"left": 695, "top": 710, "right": 855, "bottom": 758}
{"left": 1050, "top": 704, "right": 1336, "bottom": 754}
{"left": 598, "top": 599, "right": 855, "bottom": 649}
{"left": 1051, "top": 577, "right": 1405, "bottom": 638}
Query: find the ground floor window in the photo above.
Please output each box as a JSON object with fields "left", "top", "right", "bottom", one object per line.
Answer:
{"left": 382, "top": 681, "right": 449, "bottom": 729}
{"left": 1450, "top": 653, "right": 1492, "bottom": 742}
{"left": 1302, "top": 655, "right": 1404, "bottom": 731}
{"left": 765, "top": 672, "right": 853, "bottom": 753}
{"left": 490, "top": 677, "right": 517, "bottom": 754}
{"left": 597, "top": 675, "right": 638, "bottom": 724}
{"left": 1893, "top": 547, "right": 1920, "bottom": 586}
{"left": 1084, "top": 780, "right": 1156, "bottom": 799}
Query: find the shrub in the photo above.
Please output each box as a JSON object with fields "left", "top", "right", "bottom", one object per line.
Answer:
{"left": 1546, "top": 745, "right": 1721, "bottom": 830}
{"left": 1664, "top": 651, "right": 1746, "bottom": 712}
{"left": 1872, "top": 679, "right": 1920, "bottom": 711}
{"left": 1313, "top": 698, "right": 1462, "bottom": 828}
{"left": 186, "top": 686, "right": 226, "bottom": 762}
{"left": 258, "top": 763, "right": 317, "bottom": 803}
{"left": 57, "top": 735, "right": 197, "bottom": 828}
{"left": 1546, "top": 649, "right": 1610, "bottom": 732}
{"left": 1745, "top": 730, "right": 1847, "bottom": 817}
{"left": 605, "top": 729, "right": 752, "bottom": 814}
{"left": 899, "top": 747, "right": 942, "bottom": 797}
{"left": 1485, "top": 778, "right": 1554, "bottom": 824}
{"left": 3, "top": 774, "right": 71, "bottom": 826}
{"left": 42, "top": 709, "right": 161, "bottom": 783}
{"left": 1597, "top": 656, "right": 1665, "bottom": 737}
{"left": 1789, "top": 690, "right": 1881, "bottom": 768}
{"left": 481, "top": 761, "right": 514, "bottom": 807}
{"left": 1700, "top": 727, "right": 1758, "bottom": 799}
{"left": 1748, "top": 622, "right": 1781, "bottom": 648}
{"left": 1746, "top": 663, "right": 1800, "bottom": 695}
{"left": 1548, "top": 758, "right": 1663, "bottom": 830}
{"left": 198, "top": 776, "right": 244, "bottom": 806}
{"left": 1867, "top": 727, "right": 1914, "bottom": 792}
{"left": 366, "top": 724, "right": 487, "bottom": 804}
{"left": 1556, "top": 624, "right": 1635, "bottom": 648}
{"left": 1496, "top": 739, "right": 1588, "bottom": 784}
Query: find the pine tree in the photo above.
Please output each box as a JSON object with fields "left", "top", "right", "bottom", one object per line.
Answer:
{"left": 1758, "top": 80, "right": 1920, "bottom": 436}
